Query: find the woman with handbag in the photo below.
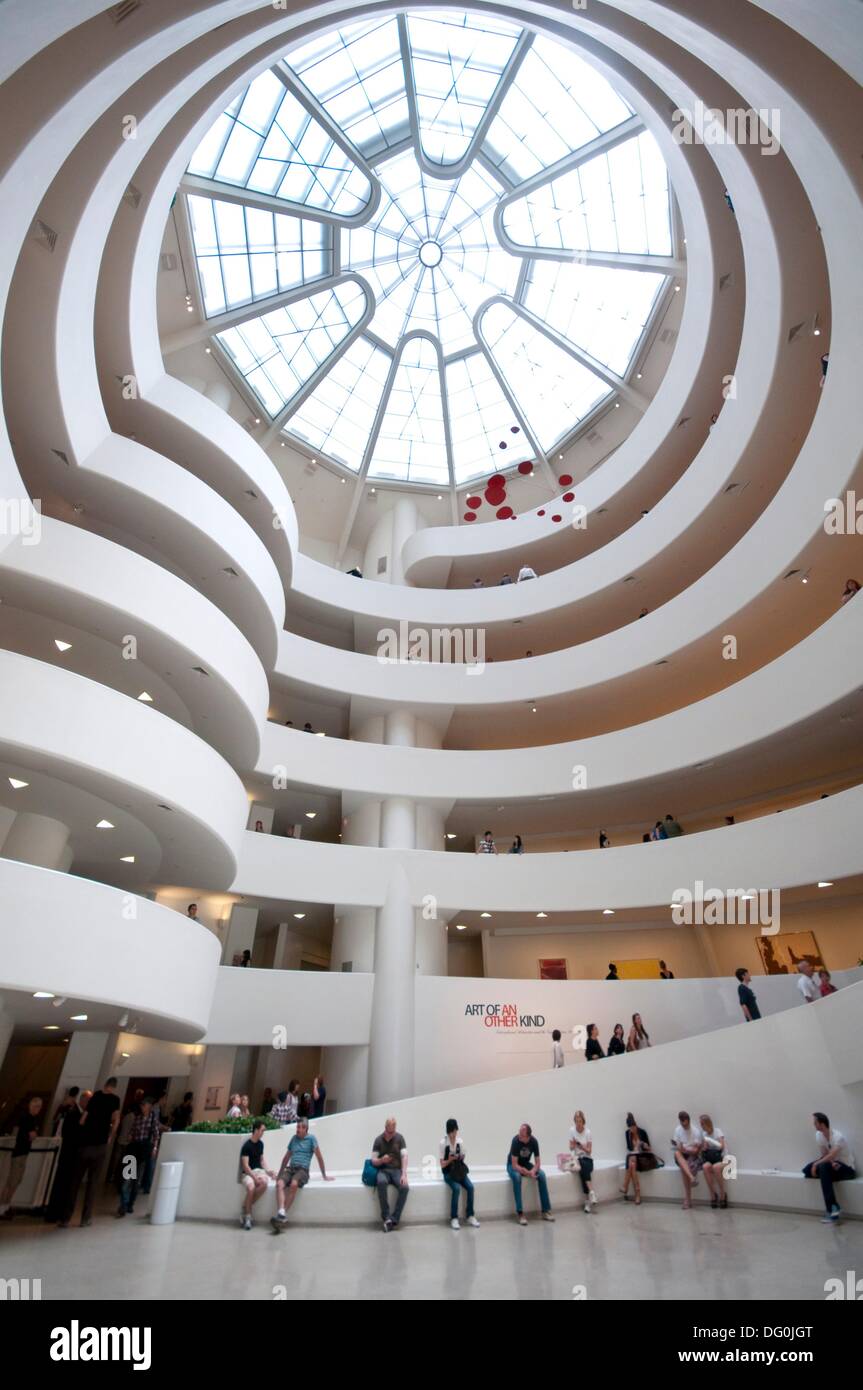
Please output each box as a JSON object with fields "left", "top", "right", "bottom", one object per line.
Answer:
{"left": 440, "top": 1118, "right": 480, "bottom": 1230}
{"left": 569, "top": 1110, "right": 598, "bottom": 1213}
{"left": 621, "top": 1112, "right": 659, "bottom": 1204}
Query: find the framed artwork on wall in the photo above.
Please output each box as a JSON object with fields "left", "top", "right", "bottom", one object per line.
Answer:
{"left": 756, "top": 931, "right": 824, "bottom": 975}
{"left": 538, "top": 958, "right": 567, "bottom": 980}
{"left": 614, "top": 958, "right": 662, "bottom": 979}
{"left": 204, "top": 1085, "right": 224, "bottom": 1112}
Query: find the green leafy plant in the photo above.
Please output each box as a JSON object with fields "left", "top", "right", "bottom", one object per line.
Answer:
{"left": 187, "top": 1114, "right": 280, "bottom": 1135}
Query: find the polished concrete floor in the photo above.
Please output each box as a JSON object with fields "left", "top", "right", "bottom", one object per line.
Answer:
{"left": 0, "top": 1196, "right": 860, "bottom": 1300}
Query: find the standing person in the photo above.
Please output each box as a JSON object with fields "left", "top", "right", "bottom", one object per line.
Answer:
{"left": 508, "top": 835, "right": 524, "bottom": 854}
{"left": 226, "top": 1093, "right": 243, "bottom": 1119}
{"left": 517, "top": 564, "right": 537, "bottom": 582}
{"left": 735, "top": 967, "right": 761, "bottom": 1021}
{"left": 818, "top": 969, "right": 837, "bottom": 997}
{"left": 260, "top": 1088, "right": 275, "bottom": 1116}
{"left": 45, "top": 1090, "right": 87, "bottom": 1222}
{"left": 664, "top": 815, "right": 683, "bottom": 837}
{"left": 672, "top": 1111, "right": 704, "bottom": 1211}
{"left": 140, "top": 1090, "right": 170, "bottom": 1195}
{"left": 239, "top": 1121, "right": 274, "bottom": 1231}
{"left": 598, "top": 831, "right": 610, "bottom": 848}
{"left": 476, "top": 830, "right": 498, "bottom": 855}
{"left": 585, "top": 1024, "right": 604, "bottom": 1062}
{"left": 498, "top": 573, "right": 513, "bottom": 586}
{"left": 59, "top": 1078, "right": 120, "bottom": 1227}
{"left": 116, "top": 1097, "right": 159, "bottom": 1217}
{"left": 621, "top": 1113, "right": 658, "bottom": 1204}
{"left": 506, "top": 1123, "right": 554, "bottom": 1226}
{"left": 796, "top": 961, "right": 820, "bottom": 1004}
{"left": 285, "top": 1081, "right": 300, "bottom": 1125}
{"left": 569, "top": 1111, "right": 597, "bottom": 1214}
{"left": 0, "top": 1096, "right": 44, "bottom": 1219}
{"left": 605, "top": 963, "right": 619, "bottom": 980}
{"left": 51, "top": 1087, "right": 79, "bottom": 1136}
{"left": 440, "top": 1119, "right": 479, "bottom": 1230}
{"left": 270, "top": 1118, "right": 333, "bottom": 1231}
{"left": 187, "top": 903, "right": 198, "bottom": 920}
{"left": 841, "top": 578, "right": 860, "bottom": 605}
{"left": 699, "top": 1115, "right": 729, "bottom": 1209}
{"left": 551, "top": 1029, "right": 565, "bottom": 1069}
{"left": 804, "top": 1112, "right": 857, "bottom": 1223}
{"left": 659, "top": 960, "right": 675, "bottom": 979}
{"left": 297, "top": 1091, "right": 312, "bottom": 1120}
{"left": 627, "top": 1013, "right": 651, "bottom": 1051}
{"left": 239, "top": 950, "right": 252, "bottom": 967}
{"left": 650, "top": 821, "right": 667, "bottom": 841}
{"left": 171, "top": 1092, "right": 194, "bottom": 1131}
{"left": 607, "top": 1023, "right": 626, "bottom": 1056}
{"left": 270, "top": 1091, "right": 292, "bottom": 1126}
{"left": 371, "top": 1117, "right": 409, "bottom": 1232}
{"left": 311, "top": 1076, "right": 327, "bottom": 1118}
{"left": 239, "top": 1095, "right": 251, "bottom": 1118}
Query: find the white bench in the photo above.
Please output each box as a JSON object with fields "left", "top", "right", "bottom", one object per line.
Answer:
{"left": 160, "top": 1154, "right": 862, "bottom": 1226}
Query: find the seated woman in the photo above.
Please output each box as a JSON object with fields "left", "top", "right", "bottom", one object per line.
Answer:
{"left": 627, "top": 1013, "right": 651, "bottom": 1051}
{"left": 699, "top": 1114, "right": 728, "bottom": 1209}
{"left": 621, "top": 1112, "right": 658, "bottom": 1204}
{"left": 607, "top": 1023, "right": 626, "bottom": 1057}
{"left": 672, "top": 1111, "right": 704, "bottom": 1210}
{"left": 585, "top": 1024, "right": 605, "bottom": 1062}
{"left": 569, "top": 1111, "right": 597, "bottom": 1214}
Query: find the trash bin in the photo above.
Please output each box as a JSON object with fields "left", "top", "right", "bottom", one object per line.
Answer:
{"left": 149, "top": 1160, "right": 184, "bottom": 1225}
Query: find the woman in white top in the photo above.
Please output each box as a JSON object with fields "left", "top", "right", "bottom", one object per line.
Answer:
{"left": 672, "top": 1110, "right": 704, "bottom": 1210}
{"left": 569, "top": 1110, "right": 597, "bottom": 1214}
{"left": 627, "top": 1013, "right": 651, "bottom": 1051}
{"left": 517, "top": 565, "right": 537, "bottom": 582}
{"left": 226, "top": 1092, "right": 242, "bottom": 1119}
{"left": 699, "top": 1114, "right": 728, "bottom": 1208}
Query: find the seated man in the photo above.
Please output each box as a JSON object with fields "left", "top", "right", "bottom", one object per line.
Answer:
{"left": 371, "top": 1116, "right": 409, "bottom": 1232}
{"left": 239, "top": 1121, "right": 275, "bottom": 1231}
{"left": 271, "top": 1119, "right": 333, "bottom": 1232}
{"left": 804, "top": 1112, "right": 857, "bottom": 1223}
{"left": 507, "top": 1123, "right": 555, "bottom": 1226}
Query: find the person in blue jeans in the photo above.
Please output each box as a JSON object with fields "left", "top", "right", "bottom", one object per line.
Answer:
{"left": 507, "top": 1123, "right": 555, "bottom": 1226}
{"left": 440, "top": 1118, "right": 480, "bottom": 1230}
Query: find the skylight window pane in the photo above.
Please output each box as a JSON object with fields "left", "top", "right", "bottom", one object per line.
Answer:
{"left": 215, "top": 280, "right": 368, "bottom": 417}
{"left": 484, "top": 38, "right": 632, "bottom": 185}
{"left": 187, "top": 69, "right": 373, "bottom": 217}
{"left": 287, "top": 337, "right": 391, "bottom": 470}
{"left": 445, "top": 352, "right": 531, "bottom": 484}
{"left": 407, "top": 12, "right": 521, "bottom": 167}
{"left": 286, "top": 16, "right": 410, "bottom": 157}
{"left": 480, "top": 303, "right": 609, "bottom": 451}
{"left": 522, "top": 262, "right": 666, "bottom": 375}
{"left": 369, "top": 338, "right": 449, "bottom": 484}
{"left": 500, "top": 131, "right": 671, "bottom": 257}
{"left": 188, "top": 195, "right": 331, "bottom": 315}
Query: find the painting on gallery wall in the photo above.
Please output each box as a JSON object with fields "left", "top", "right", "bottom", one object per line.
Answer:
{"left": 756, "top": 931, "right": 825, "bottom": 976}
{"left": 204, "top": 1085, "right": 224, "bottom": 1112}
{"left": 538, "top": 958, "right": 567, "bottom": 980}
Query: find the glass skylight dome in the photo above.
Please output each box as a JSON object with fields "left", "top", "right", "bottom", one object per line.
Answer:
{"left": 183, "top": 11, "right": 678, "bottom": 494}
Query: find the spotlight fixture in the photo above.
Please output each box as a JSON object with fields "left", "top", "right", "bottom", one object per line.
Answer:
{"left": 96, "top": 819, "right": 115, "bottom": 829}
{"left": 480, "top": 912, "right": 492, "bottom": 918}
{"left": 817, "top": 881, "right": 833, "bottom": 888}
{"left": 293, "top": 912, "right": 306, "bottom": 919}
{"left": 445, "top": 833, "right": 457, "bottom": 840}
{"left": 137, "top": 691, "right": 153, "bottom": 703}
{"left": 602, "top": 909, "right": 615, "bottom": 915}
{"left": 455, "top": 924, "right": 467, "bottom": 931}
{"left": 70, "top": 1013, "right": 88, "bottom": 1021}
{"left": 120, "top": 855, "right": 135, "bottom": 863}
{"left": 33, "top": 991, "right": 55, "bottom": 999}
{"left": 44, "top": 1025, "right": 60, "bottom": 1031}
{"left": 536, "top": 911, "right": 548, "bottom": 918}
{"left": 8, "top": 777, "right": 29, "bottom": 789}
{"left": 54, "top": 639, "right": 72, "bottom": 652}
{"left": 305, "top": 811, "right": 316, "bottom": 819}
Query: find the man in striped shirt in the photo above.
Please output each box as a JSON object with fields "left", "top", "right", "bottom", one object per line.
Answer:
{"left": 117, "top": 1098, "right": 159, "bottom": 1216}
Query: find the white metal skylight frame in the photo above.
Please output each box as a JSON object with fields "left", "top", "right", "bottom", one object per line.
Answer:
{"left": 180, "top": 10, "right": 682, "bottom": 505}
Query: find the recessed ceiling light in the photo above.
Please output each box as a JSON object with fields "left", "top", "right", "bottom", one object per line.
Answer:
{"left": 445, "top": 833, "right": 457, "bottom": 840}
{"left": 536, "top": 911, "right": 548, "bottom": 918}
{"left": 120, "top": 855, "right": 135, "bottom": 863}
{"left": 96, "top": 819, "right": 114, "bottom": 829}
{"left": 603, "top": 909, "right": 615, "bottom": 915}
{"left": 33, "top": 991, "right": 55, "bottom": 999}
{"left": 44, "top": 1025, "right": 59, "bottom": 1031}
{"left": 817, "top": 881, "right": 833, "bottom": 888}
{"left": 305, "top": 811, "right": 316, "bottom": 819}
{"left": 8, "top": 777, "right": 29, "bottom": 789}
{"left": 674, "top": 285, "right": 681, "bottom": 292}
{"left": 455, "top": 923, "right": 467, "bottom": 931}
{"left": 70, "top": 1013, "right": 88, "bottom": 1021}
{"left": 315, "top": 731, "right": 326, "bottom": 737}
{"left": 293, "top": 912, "right": 306, "bottom": 919}
{"left": 480, "top": 912, "right": 492, "bottom": 919}
{"left": 137, "top": 691, "right": 153, "bottom": 703}
{"left": 54, "top": 640, "right": 72, "bottom": 652}
{"left": 204, "top": 347, "right": 212, "bottom": 354}
{"left": 121, "top": 1052, "right": 131, "bottom": 1059}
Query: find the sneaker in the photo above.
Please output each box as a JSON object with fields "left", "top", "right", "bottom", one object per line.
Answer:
{"left": 242, "top": 1215, "right": 252, "bottom": 1231}
{"left": 589, "top": 1190, "right": 598, "bottom": 1206}
{"left": 115, "top": 1208, "right": 127, "bottom": 1218}
{"left": 517, "top": 1214, "right": 528, "bottom": 1226}
{"left": 823, "top": 1206, "right": 841, "bottom": 1224}
{"left": 467, "top": 1216, "right": 480, "bottom": 1228}
{"left": 270, "top": 1216, "right": 287, "bottom": 1235}
{"left": 383, "top": 1217, "right": 394, "bottom": 1233}
{"left": 584, "top": 1203, "right": 591, "bottom": 1215}
{"left": 450, "top": 1218, "right": 460, "bottom": 1230}
{"left": 80, "top": 1219, "right": 92, "bottom": 1228}
{"left": 542, "top": 1211, "right": 556, "bottom": 1222}
{"left": 276, "top": 1209, "right": 286, "bottom": 1220}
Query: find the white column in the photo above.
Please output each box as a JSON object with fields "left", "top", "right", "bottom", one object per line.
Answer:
{"left": 330, "top": 910, "right": 375, "bottom": 974}
{"left": 320, "top": 1044, "right": 368, "bottom": 1113}
{"left": 380, "top": 796, "right": 415, "bottom": 850}
{"left": 0, "top": 1002, "right": 14, "bottom": 1078}
{"left": 188, "top": 1045, "right": 237, "bottom": 1125}
{"left": 416, "top": 912, "right": 448, "bottom": 976}
{"left": 368, "top": 866, "right": 415, "bottom": 1105}
{"left": 390, "top": 497, "right": 420, "bottom": 586}
{"left": 2, "top": 812, "right": 70, "bottom": 870}
{"left": 384, "top": 708, "right": 416, "bottom": 747}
